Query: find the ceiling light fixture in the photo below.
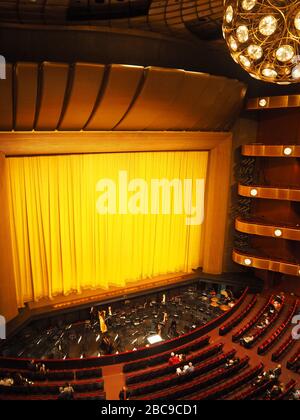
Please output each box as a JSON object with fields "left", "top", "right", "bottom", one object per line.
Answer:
{"left": 223, "top": 1, "right": 300, "bottom": 84}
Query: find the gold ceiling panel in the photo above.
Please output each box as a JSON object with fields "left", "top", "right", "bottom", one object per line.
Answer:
{"left": 59, "top": 63, "right": 105, "bottom": 131}
{"left": 35, "top": 62, "right": 69, "bottom": 130}
{"left": 15, "top": 63, "right": 39, "bottom": 131}
{"left": 116, "top": 67, "right": 187, "bottom": 131}
{"left": 0, "top": 63, "right": 13, "bottom": 131}
{"left": 0, "top": 61, "right": 246, "bottom": 132}
{"left": 86, "top": 64, "right": 144, "bottom": 131}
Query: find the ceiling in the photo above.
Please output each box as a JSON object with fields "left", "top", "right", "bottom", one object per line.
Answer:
{"left": 0, "top": 0, "right": 223, "bottom": 41}
{"left": 0, "top": 62, "right": 246, "bottom": 131}
{"left": 0, "top": 1, "right": 299, "bottom": 97}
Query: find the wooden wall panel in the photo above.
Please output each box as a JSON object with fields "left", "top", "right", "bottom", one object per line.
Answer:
{"left": 165, "top": 72, "right": 210, "bottom": 130}
{"left": 116, "top": 67, "right": 186, "bottom": 130}
{"left": 35, "top": 62, "right": 69, "bottom": 130}
{"left": 0, "top": 131, "right": 226, "bottom": 156}
{"left": 257, "top": 109, "right": 300, "bottom": 145}
{"left": 252, "top": 198, "right": 300, "bottom": 226}
{"left": 233, "top": 250, "right": 300, "bottom": 277}
{"left": 203, "top": 135, "right": 232, "bottom": 274}
{"left": 59, "top": 63, "right": 105, "bottom": 131}
{"left": 236, "top": 218, "right": 300, "bottom": 241}
{"left": 239, "top": 184, "right": 300, "bottom": 202}
{"left": 258, "top": 158, "right": 300, "bottom": 189}
{"left": 0, "top": 153, "right": 18, "bottom": 322}
{"left": 242, "top": 144, "right": 300, "bottom": 157}
{"left": 15, "top": 62, "right": 38, "bottom": 130}
{"left": 193, "top": 76, "right": 236, "bottom": 131}
{"left": 0, "top": 63, "right": 13, "bottom": 130}
{"left": 86, "top": 64, "right": 143, "bottom": 131}
{"left": 0, "top": 62, "right": 246, "bottom": 132}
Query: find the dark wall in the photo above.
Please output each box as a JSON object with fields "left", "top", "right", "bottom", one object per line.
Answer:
{"left": 0, "top": 24, "right": 300, "bottom": 98}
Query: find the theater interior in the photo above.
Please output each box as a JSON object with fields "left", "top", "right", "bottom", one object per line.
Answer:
{"left": 0, "top": 0, "right": 299, "bottom": 402}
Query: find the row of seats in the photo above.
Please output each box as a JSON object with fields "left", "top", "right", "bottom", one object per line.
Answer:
{"left": 258, "top": 300, "right": 298, "bottom": 355}
{"left": 189, "top": 363, "right": 264, "bottom": 400}
{"left": 219, "top": 295, "right": 257, "bottom": 336}
{"left": 272, "top": 335, "right": 296, "bottom": 362}
{"left": 123, "top": 335, "right": 210, "bottom": 373}
{"left": 269, "top": 380, "right": 297, "bottom": 401}
{"left": 232, "top": 295, "right": 274, "bottom": 342}
{"left": 233, "top": 378, "right": 277, "bottom": 400}
{"left": 128, "top": 349, "right": 236, "bottom": 397}
{"left": 0, "top": 356, "right": 107, "bottom": 371}
{"left": 242, "top": 297, "right": 285, "bottom": 349}
{"left": 135, "top": 356, "right": 250, "bottom": 400}
{"left": 287, "top": 346, "right": 300, "bottom": 371}
{"left": 0, "top": 378, "right": 104, "bottom": 396}
{"left": 0, "top": 391, "right": 106, "bottom": 401}
{"left": 126, "top": 343, "right": 223, "bottom": 385}
{"left": 0, "top": 366, "right": 102, "bottom": 382}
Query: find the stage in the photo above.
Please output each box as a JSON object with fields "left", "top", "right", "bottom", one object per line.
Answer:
{"left": 0, "top": 279, "right": 243, "bottom": 359}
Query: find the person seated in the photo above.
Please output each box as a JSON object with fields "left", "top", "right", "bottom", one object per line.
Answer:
{"left": 119, "top": 386, "right": 131, "bottom": 401}
{"left": 292, "top": 388, "right": 300, "bottom": 400}
{"left": 270, "top": 364, "right": 282, "bottom": 379}
{"left": 253, "top": 371, "right": 268, "bottom": 387}
{"left": 178, "top": 354, "right": 186, "bottom": 363}
{"left": 182, "top": 362, "right": 194, "bottom": 374}
{"left": 267, "top": 384, "right": 283, "bottom": 398}
{"left": 58, "top": 383, "right": 75, "bottom": 400}
{"left": 12, "top": 373, "right": 30, "bottom": 386}
{"left": 225, "top": 357, "right": 240, "bottom": 368}
{"left": 241, "top": 335, "right": 254, "bottom": 346}
{"left": 168, "top": 352, "right": 180, "bottom": 366}
{"left": 176, "top": 367, "right": 183, "bottom": 376}
{"left": 28, "top": 360, "right": 39, "bottom": 372}
{"left": 0, "top": 375, "right": 14, "bottom": 387}
{"left": 39, "top": 363, "right": 48, "bottom": 375}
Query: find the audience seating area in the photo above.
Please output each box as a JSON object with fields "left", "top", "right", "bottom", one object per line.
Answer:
{"left": 270, "top": 380, "right": 297, "bottom": 401}
{"left": 233, "top": 377, "right": 277, "bottom": 400}
{"left": 127, "top": 349, "right": 236, "bottom": 398}
{"left": 0, "top": 291, "right": 298, "bottom": 400}
{"left": 241, "top": 296, "right": 285, "bottom": 349}
{"left": 126, "top": 343, "right": 223, "bottom": 385}
{"left": 135, "top": 356, "right": 250, "bottom": 400}
{"left": 219, "top": 295, "right": 257, "bottom": 336}
{"left": 0, "top": 366, "right": 103, "bottom": 382}
{"left": 232, "top": 295, "right": 274, "bottom": 342}
{"left": 188, "top": 363, "right": 264, "bottom": 400}
{"left": 287, "top": 346, "right": 300, "bottom": 372}
{"left": 123, "top": 335, "right": 210, "bottom": 373}
{"left": 258, "top": 300, "right": 298, "bottom": 355}
{"left": 0, "top": 360, "right": 105, "bottom": 400}
{"left": 272, "top": 335, "right": 297, "bottom": 362}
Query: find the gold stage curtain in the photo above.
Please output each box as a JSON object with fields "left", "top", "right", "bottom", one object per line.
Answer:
{"left": 7, "top": 151, "right": 208, "bottom": 307}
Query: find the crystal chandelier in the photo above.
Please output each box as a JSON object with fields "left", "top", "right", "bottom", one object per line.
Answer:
{"left": 223, "top": 1, "right": 300, "bottom": 84}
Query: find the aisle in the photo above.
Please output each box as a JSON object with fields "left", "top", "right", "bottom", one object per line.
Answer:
{"left": 102, "top": 364, "right": 124, "bottom": 400}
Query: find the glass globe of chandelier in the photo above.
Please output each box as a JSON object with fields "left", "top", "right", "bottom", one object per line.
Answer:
{"left": 223, "top": 0, "right": 300, "bottom": 84}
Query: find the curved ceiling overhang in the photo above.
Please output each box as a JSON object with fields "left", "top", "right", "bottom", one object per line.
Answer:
{"left": 0, "top": 1, "right": 223, "bottom": 41}
{"left": 0, "top": 62, "right": 246, "bottom": 132}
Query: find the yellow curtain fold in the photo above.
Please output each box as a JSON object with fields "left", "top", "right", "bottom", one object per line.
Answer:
{"left": 7, "top": 151, "right": 208, "bottom": 307}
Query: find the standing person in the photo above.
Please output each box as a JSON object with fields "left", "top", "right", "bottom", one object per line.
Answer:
{"left": 119, "top": 386, "right": 131, "bottom": 400}
{"left": 98, "top": 310, "right": 108, "bottom": 334}
{"left": 168, "top": 319, "right": 178, "bottom": 337}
